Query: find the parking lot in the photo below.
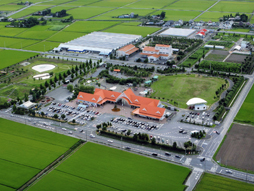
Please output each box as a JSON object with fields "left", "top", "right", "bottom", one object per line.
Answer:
{"left": 180, "top": 111, "right": 213, "bottom": 126}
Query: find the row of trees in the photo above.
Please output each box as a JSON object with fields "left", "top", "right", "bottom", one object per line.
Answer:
{"left": 9, "top": 17, "right": 39, "bottom": 28}
{"left": 191, "top": 130, "right": 206, "bottom": 139}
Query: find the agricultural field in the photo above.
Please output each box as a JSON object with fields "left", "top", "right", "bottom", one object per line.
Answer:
{"left": 39, "top": 0, "right": 78, "bottom": 6}
{"left": 0, "top": 0, "right": 18, "bottom": 6}
{"left": 90, "top": 0, "right": 136, "bottom": 8}
{"left": 0, "top": 50, "right": 38, "bottom": 70}
{"left": 0, "top": 27, "right": 28, "bottom": 37}
{"left": 24, "top": 41, "right": 60, "bottom": 51}
{"left": 153, "top": 10, "right": 200, "bottom": 21}
{"left": 165, "top": 0, "right": 216, "bottom": 11}
{"left": 103, "top": 24, "right": 160, "bottom": 37}
{"left": 151, "top": 74, "right": 225, "bottom": 108}
{"left": 63, "top": 21, "right": 120, "bottom": 33}
{"left": 120, "top": 22, "right": 140, "bottom": 26}
{"left": 209, "top": 1, "right": 254, "bottom": 13}
{"left": 0, "top": 4, "right": 25, "bottom": 11}
{"left": 235, "top": 84, "right": 254, "bottom": 124}
{"left": 0, "top": 118, "right": 78, "bottom": 190}
{"left": 0, "top": 84, "right": 34, "bottom": 99}
{"left": 196, "top": 12, "right": 228, "bottom": 22}
{"left": 52, "top": 0, "right": 99, "bottom": 7}
{"left": 125, "top": 0, "right": 174, "bottom": 9}
{"left": 28, "top": 142, "right": 190, "bottom": 191}
{"left": 205, "top": 50, "right": 228, "bottom": 62}
{"left": 10, "top": 5, "right": 51, "bottom": 18}
{"left": 66, "top": 6, "right": 114, "bottom": 20}
{"left": 198, "top": 60, "right": 241, "bottom": 73}
{"left": 225, "top": 54, "right": 247, "bottom": 63}
{"left": 215, "top": 123, "right": 254, "bottom": 171}
{"left": 47, "top": 31, "right": 84, "bottom": 42}
{"left": 0, "top": 37, "right": 39, "bottom": 49}
{"left": 16, "top": 30, "right": 57, "bottom": 40}
{"left": 92, "top": 8, "right": 154, "bottom": 20}
{"left": 195, "top": 173, "right": 254, "bottom": 191}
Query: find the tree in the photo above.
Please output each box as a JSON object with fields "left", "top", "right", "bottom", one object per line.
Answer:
{"left": 24, "top": 93, "right": 28, "bottom": 102}
{"left": 160, "top": 11, "right": 166, "bottom": 19}
{"left": 72, "top": 119, "right": 76, "bottom": 123}
{"left": 151, "top": 137, "right": 156, "bottom": 145}
{"left": 13, "top": 104, "right": 16, "bottom": 112}
{"left": 61, "top": 114, "right": 65, "bottom": 120}
{"left": 127, "top": 129, "right": 131, "bottom": 136}
{"left": 173, "top": 142, "right": 177, "bottom": 149}
{"left": 53, "top": 114, "right": 58, "bottom": 119}
{"left": 41, "top": 112, "right": 45, "bottom": 118}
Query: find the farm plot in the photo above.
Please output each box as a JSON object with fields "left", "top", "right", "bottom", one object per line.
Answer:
{"left": 209, "top": 1, "right": 254, "bottom": 13}
{"left": 205, "top": 50, "right": 229, "bottom": 62}
{"left": 53, "top": 0, "right": 99, "bottom": 7}
{"left": 235, "top": 84, "right": 254, "bottom": 125}
{"left": 0, "top": 0, "right": 18, "bottom": 6}
{"left": 90, "top": 0, "right": 136, "bottom": 7}
{"left": 196, "top": 12, "right": 228, "bottom": 22}
{"left": 125, "top": 0, "right": 174, "bottom": 9}
{"left": 0, "top": 118, "right": 78, "bottom": 190}
{"left": 66, "top": 6, "right": 114, "bottom": 19}
{"left": 226, "top": 54, "right": 247, "bottom": 63}
{"left": 0, "top": 50, "right": 38, "bottom": 70}
{"left": 0, "top": 4, "right": 25, "bottom": 11}
{"left": 153, "top": 10, "right": 200, "bottom": 21}
{"left": 198, "top": 60, "right": 241, "bottom": 73}
{"left": 0, "top": 27, "right": 28, "bottom": 37}
{"left": 63, "top": 21, "right": 120, "bottom": 33}
{"left": 215, "top": 124, "right": 254, "bottom": 171}
{"left": 24, "top": 41, "right": 60, "bottom": 51}
{"left": 92, "top": 8, "right": 154, "bottom": 20}
{"left": 0, "top": 37, "right": 39, "bottom": 49}
{"left": 164, "top": 0, "right": 216, "bottom": 11}
{"left": 28, "top": 142, "right": 190, "bottom": 191}
{"left": 47, "top": 31, "right": 84, "bottom": 42}
{"left": 10, "top": 5, "right": 51, "bottom": 18}
{"left": 103, "top": 24, "right": 160, "bottom": 37}
{"left": 16, "top": 30, "right": 57, "bottom": 40}
{"left": 151, "top": 74, "right": 225, "bottom": 108}
{"left": 195, "top": 173, "right": 254, "bottom": 191}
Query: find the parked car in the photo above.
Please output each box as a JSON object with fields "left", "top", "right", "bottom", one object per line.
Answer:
{"left": 225, "top": 170, "right": 233, "bottom": 174}
{"left": 108, "top": 140, "right": 113, "bottom": 143}
{"left": 165, "top": 152, "right": 171, "bottom": 156}
{"left": 200, "top": 158, "right": 205, "bottom": 162}
{"left": 152, "top": 153, "right": 158, "bottom": 156}
{"left": 89, "top": 134, "right": 95, "bottom": 138}
{"left": 175, "top": 155, "right": 181, "bottom": 158}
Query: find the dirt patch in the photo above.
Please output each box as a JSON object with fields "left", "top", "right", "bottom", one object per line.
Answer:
{"left": 216, "top": 123, "right": 254, "bottom": 171}
{"left": 210, "top": 50, "right": 229, "bottom": 56}
{"left": 226, "top": 54, "right": 247, "bottom": 63}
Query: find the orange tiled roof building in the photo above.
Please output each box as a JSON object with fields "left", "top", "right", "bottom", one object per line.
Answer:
{"left": 77, "top": 88, "right": 166, "bottom": 120}
{"left": 141, "top": 44, "right": 173, "bottom": 62}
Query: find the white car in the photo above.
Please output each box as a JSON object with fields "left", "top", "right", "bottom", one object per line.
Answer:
{"left": 68, "top": 131, "right": 73, "bottom": 134}
{"left": 62, "top": 128, "right": 67, "bottom": 131}
{"left": 89, "top": 134, "right": 95, "bottom": 138}
{"left": 108, "top": 140, "right": 113, "bottom": 143}
{"left": 225, "top": 170, "right": 233, "bottom": 174}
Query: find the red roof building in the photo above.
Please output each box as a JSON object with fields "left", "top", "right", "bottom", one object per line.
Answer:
{"left": 141, "top": 44, "right": 173, "bottom": 62}
{"left": 77, "top": 88, "right": 166, "bottom": 120}
{"left": 116, "top": 44, "right": 139, "bottom": 58}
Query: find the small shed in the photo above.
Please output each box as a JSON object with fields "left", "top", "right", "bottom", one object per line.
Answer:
{"left": 113, "top": 69, "right": 121, "bottom": 73}
{"left": 145, "top": 80, "right": 152, "bottom": 85}
{"left": 153, "top": 76, "right": 158, "bottom": 80}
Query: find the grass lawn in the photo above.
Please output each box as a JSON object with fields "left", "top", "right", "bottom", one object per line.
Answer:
{"left": 0, "top": 4, "right": 25, "bottom": 11}
{"left": 90, "top": 0, "right": 136, "bottom": 7}
{"left": 0, "top": 118, "right": 78, "bottom": 189}
{"left": 24, "top": 41, "right": 60, "bottom": 51}
{"left": 47, "top": 31, "right": 85, "bottom": 42}
{"left": 29, "top": 142, "right": 190, "bottom": 191}
{"left": 153, "top": 10, "right": 200, "bottom": 21}
{"left": 205, "top": 54, "right": 227, "bottom": 62}
{"left": 0, "top": 50, "right": 38, "bottom": 70}
{"left": 235, "top": 84, "right": 254, "bottom": 125}
{"left": 103, "top": 24, "right": 160, "bottom": 37}
{"left": 125, "top": 0, "right": 174, "bottom": 9}
{"left": 151, "top": 74, "right": 225, "bottom": 108}
{"left": 209, "top": 1, "right": 254, "bottom": 13}
{"left": 63, "top": 21, "right": 120, "bottom": 33}
{"left": 195, "top": 173, "right": 254, "bottom": 191}
{"left": 164, "top": 0, "right": 216, "bottom": 11}
{"left": 93, "top": 8, "right": 154, "bottom": 20}
{"left": 66, "top": 6, "right": 114, "bottom": 19}
{"left": 0, "top": 37, "right": 39, "bottom": 49}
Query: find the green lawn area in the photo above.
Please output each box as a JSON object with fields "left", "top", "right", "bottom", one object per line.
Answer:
{"left": 103, "top": 24, "right": 160, "bottom": 37}
{"left": 10, "top": 5, "right": 51, "bottom": 18}
{"left": 205, "top": 54, "right": 227, "bottom": 62}
{"left": 151, "top": 74, "right": 225, "bottom": 108}
{"left": 24, "top": 41, "right": 60, "bottom": 51}
{"left": 66, "top": 6, "right": 114, "bottom": 19}
{"left": 47, "top": 31, "right": 85, "bottom": 42}
{"left": 209, "top": 1, "right": 254, "bottom": 13}
{"left": 195, "top": 173, "right": 254, "bottom": 191}
{"left": 164, "top": 0, "right": 216, "bottom": 11}
{"left": 0, "top": 37, "right": 39, "bottom": 49}
{"left": 0, "top": 50, "right": 38, "bottom": 70}
{"left": 153, "top": 10, "right": 200, "bottom": 21}
{"left": 0, "top": 4, "right": 25, "bottom": 11}
{"left": 235, "top": 84, "right": 254, "bottom": 125}
{"left": 125, "top": 0, "right": 174, "bottom": 9}
{"left": 29, "top": 142, "right": 190, "bottom": 191}
{"left": 90, "top": 0, "right": 136, "bottom": 7}
{"left": 0, "top": 118, "right": 78, "bottom": 190}
{"left": 63, "top": 21, "right": 120, "bottom": 33}
{"left": 93, "top": 8, "right": 154, "bottom": 20}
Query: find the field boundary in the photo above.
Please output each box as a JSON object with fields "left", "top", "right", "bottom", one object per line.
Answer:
{"left": 17, "top": 139, "right": 85, "bottom": 191}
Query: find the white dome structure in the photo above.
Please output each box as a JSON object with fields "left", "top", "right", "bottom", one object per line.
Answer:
{"left": 186, "top": 98, "right": 207, "bottom": 106}
{"left": 186, "top": 98, "right": 207, "bottom": 111}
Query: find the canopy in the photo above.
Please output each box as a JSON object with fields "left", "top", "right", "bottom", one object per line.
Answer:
{"left": 186, "top": 98, "right": 207, "bottom": 106}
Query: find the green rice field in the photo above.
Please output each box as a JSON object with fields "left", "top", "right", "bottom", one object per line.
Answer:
{"left": 164, "top": 0, "right": 216, "bottom": 11}
{"left": 10, "top": 5, "right": 51, "bottom": 18}
{"left": 16, "top": 30, "right": 57, "bottom": 40}
{"left": 63, "top": 21, "right": 120, "bottom": 33}
{"left": 0, "top": 118, "right": 78, "bottom": 190}
{"left": 0, "top": 37, "right": 39, "bottom": 49}
{"left": 125, "top": 0, "right": 174, "bottom": 9}
{"left": 0, "top": 27, "right": 28, "bottom": 37}
{"left": 151, "top": 74, "right": 225, "bottom": 108}
{"left": 24, "top": 41, "right": 60, "bottom": 51}
{"left": 90, "top": 0, "right": 136, "bottom": 8}
{"left": 209, "top": 1, "right": 254, "bottom": 13}
{"left": 0, "top": 50, "right": 38, "bottom": 70}
{"left": 235, "top": 84, "right": 254, "bottom": 125}
{"left": 195, "top": 173, "right": 254, "bottom": 191}
{"left": 103, "top": 24, "right": 160, "bottom": 37}
{"left": 47, "top": 31, "right": 84, "bottom": 42}
{"left": 153, "top": 10, "right": 200, "bottom": 21}
{"left": 0, "top": 4, "right": 25, "bottom": 11}
{"left": 28, "top": 142, "right": 190, "bottom": 191}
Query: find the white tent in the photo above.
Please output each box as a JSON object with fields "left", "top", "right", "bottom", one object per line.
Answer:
{"left": 186, "top": 98, "right": 207, "bottom": 106}
{"left": 110, "top": 86, "right": 117, "bottom": 90}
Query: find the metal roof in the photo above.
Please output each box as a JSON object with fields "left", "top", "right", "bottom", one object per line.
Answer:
{"left": 186, "top": 98, "right": 207, "bottom": 106}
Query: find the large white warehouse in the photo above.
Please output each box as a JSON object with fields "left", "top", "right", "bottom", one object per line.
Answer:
{"left": 54, "top": 32, "right": 142, "bottom": 55}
